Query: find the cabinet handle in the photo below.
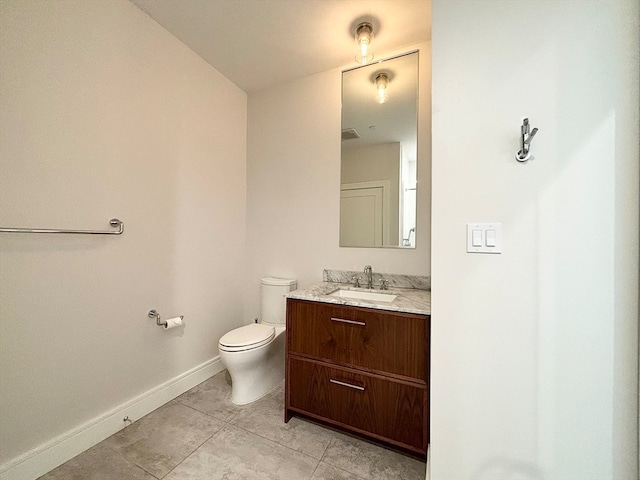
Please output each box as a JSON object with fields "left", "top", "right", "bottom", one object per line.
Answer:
{"left": 329, "top": 379, "right": 365, "bottom": 391}
{"left": 330, "top": 317, "right": 366, "bottom": 326}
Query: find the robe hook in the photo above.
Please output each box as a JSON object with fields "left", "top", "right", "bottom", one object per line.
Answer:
{"left": 516, "top": 118, "right": 539, "bottom": 162}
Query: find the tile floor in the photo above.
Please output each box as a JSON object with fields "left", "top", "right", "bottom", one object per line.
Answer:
{"left": 40, "top": 370, "right": 426, "bottom": 480}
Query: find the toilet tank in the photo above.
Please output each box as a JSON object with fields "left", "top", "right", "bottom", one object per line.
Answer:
{"left": 261, "top": 277, "right": 297, "bottom": 325}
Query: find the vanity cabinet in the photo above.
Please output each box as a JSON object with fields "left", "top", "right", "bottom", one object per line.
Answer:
{"left": 285, "top": 298, "right": 430, "bottom": 456}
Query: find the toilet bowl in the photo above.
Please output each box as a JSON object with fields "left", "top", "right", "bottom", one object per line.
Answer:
{"left": 218, "top": 277, "right": 296, "bottom": 405}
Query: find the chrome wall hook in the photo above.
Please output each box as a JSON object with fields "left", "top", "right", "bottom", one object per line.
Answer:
{"left": 516, "top": 118, "right": 538, "bottom": 162}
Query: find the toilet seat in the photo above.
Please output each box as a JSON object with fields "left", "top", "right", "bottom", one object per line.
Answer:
{"left": 219, "top": 324, "right": 275, "bottom": 352}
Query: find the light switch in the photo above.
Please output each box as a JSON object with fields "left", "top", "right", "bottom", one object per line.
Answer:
{"left": 485, "top": 229, "right": 496, "bottom": 247}
{"left": 472, "top": 229, "right": 482, "bottom": 247}
{"left": 467, "top": 223, "right": 502, "bottom": 254}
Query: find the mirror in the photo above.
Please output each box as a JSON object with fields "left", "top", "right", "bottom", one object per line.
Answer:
{"left": 340, "top": 52, "right": 418, "bottom": 248}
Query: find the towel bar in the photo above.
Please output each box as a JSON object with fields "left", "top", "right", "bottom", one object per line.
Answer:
{"left": 0, "top": 218, "right": 124, "bottom": 235}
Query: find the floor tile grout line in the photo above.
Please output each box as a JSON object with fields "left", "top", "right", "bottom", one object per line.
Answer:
{"left": 158, "top": 425, "right": 227, "bottom": 479}
{"left": 228, "top": 421, "right": 324, "bottom": 465}
{"left": 316, "top": 436, "right": 366, "bottom": 478}
{"left": 117, "top": 400, "right": 230, "bottom": 479}
{"left": 316, "top": 460, "right": 371, "bottom": 480}
{"left": 91, "top": 435, "right": 163, "bottom": 480}
{"left": 318, "top": 435, "right": 333, "bottom": 463}
{"left": 308, "top": 461, "right": 322, "bottom": 479}
{"left": 134, "top": 461, "right": 161, "bottom": 480}
{"left": 176, "top": 398, "right": 241, "bottom": 424}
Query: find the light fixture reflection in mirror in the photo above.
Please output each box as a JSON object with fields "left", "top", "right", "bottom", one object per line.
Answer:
{"left": 375, "top": 72, "right": 390, "bottom": 104}
{"left": 340, "top": 51, "right": 418, "bottom": 249}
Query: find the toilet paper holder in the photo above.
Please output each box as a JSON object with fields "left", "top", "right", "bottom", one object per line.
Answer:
{"left": 148, "top": 309, "right": 182, "bottom": 328}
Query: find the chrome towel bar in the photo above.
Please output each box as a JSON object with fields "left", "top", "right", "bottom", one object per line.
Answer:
{"left": 0, "top": 218, "right": 124, "bottom": 235}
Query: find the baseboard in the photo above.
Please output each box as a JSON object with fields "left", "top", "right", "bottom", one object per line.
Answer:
{"left": 0, "top": 356, "right": 223, "bottom": 480}
{"left": 425, "top": 443, "right": 430, "bottom": 480}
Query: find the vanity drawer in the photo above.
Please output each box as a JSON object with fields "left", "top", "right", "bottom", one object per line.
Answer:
{"left": 287, "top": 356, "right": 427, "bottom": 453}
{"left": 287, "top": 299, "right": 429, "bottom": 382}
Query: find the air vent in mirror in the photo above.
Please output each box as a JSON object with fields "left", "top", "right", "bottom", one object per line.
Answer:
{"left": 341, "top": 128, "right": 361, "bottom": 141}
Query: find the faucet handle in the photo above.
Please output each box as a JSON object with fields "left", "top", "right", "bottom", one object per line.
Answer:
{"left": 351, "top": 275, "right": 361, "bottom": 288}
{"left": 380, "top": 278, "right": 389, "bottom": 290}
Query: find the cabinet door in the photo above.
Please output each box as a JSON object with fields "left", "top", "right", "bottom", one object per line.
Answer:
{"left": 287, "top": 299, "right": 429, "bottom": 383}
{"left": 287, "top": 356, "right": 428, "bottom": 454}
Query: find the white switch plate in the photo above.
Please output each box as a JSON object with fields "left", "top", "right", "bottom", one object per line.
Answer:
{"left": 467, "top": 223, "right": 502, "bottom": 254}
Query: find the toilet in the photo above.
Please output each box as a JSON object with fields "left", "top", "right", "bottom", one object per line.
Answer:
{"left": 218, "top": 277, "right": 296, "bottom": 405}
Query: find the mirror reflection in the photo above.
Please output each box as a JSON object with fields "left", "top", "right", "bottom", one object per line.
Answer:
{"left": 340, "top": 52, "right": 418, "bottom": 248}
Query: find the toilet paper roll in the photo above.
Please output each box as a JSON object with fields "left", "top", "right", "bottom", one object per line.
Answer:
{"left": 164, "top": 316, "right": 183, "bottom": 330}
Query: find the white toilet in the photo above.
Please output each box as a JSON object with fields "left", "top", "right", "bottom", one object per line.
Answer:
{"left": 218, "top": 277, "right": 296, "bottom": 405}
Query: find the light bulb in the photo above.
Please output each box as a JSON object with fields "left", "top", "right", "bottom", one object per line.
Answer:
{"left": 375, "top": 73, "right": 389, "bottom": 104}
{"left": 354, "top": 22, "right": 374, "bottom": 64}
{"left": 360, "top": 41, "right": 369, "bottom": 58}
{"left": 377, "top": 86, "right": 388, "bottom": 103}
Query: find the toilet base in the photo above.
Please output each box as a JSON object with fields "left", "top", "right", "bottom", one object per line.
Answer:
{"left": 219, "top": 328, "right": 285, "bottom": 405}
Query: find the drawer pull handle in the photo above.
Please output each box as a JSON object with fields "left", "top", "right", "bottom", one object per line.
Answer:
{"left": 330, "top": 379, "right": 365, "bottom": 391}
{"left": 330, "top": 317, "right": 366, "bottom": 326}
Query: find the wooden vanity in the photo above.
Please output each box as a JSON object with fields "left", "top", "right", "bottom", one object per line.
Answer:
{"left": 284, "top": 297, "right": 430, "bottom": 457}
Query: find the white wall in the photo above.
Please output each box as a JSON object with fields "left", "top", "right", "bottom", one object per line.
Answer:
{"left": 0, "top": 0, "right": 246, "bottom": 471}
{"left": 245, "top": 42, "right": 431, "bottom": 320}
{"left": 431, "top": 1, "right": 639, "bottom": 479}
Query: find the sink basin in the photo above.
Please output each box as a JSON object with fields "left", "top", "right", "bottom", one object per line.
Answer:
{"left": 329, "top": 289, "right": 397, "bottom": 303}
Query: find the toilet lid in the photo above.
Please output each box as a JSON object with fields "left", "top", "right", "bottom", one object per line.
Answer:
{"left": 219, "top": 324, "right": 275, "bottom": 349}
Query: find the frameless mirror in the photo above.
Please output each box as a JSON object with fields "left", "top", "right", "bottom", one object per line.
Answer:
{"left": 340, "top": 52, "right": 418, "bottom": 248}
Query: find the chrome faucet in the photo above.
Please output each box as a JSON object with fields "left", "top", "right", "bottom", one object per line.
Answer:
{"left": 363, "top": 265, "right": 373, "bottom": 289}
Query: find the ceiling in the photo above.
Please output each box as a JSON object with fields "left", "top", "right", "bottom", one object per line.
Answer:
{"left": 130, "top": 0, "right": 430, "bottom": 93}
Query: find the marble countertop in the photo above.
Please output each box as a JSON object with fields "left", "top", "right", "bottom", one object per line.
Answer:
{"left": 286, "top": 282, "right": 431, "bottom": 315}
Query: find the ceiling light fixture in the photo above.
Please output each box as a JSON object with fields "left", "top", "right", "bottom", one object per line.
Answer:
{"left": 375, "top": 72, "right": 390, "bottom": 104}
{"left": 355, "top": 22, "right": 374, "bottom": 65}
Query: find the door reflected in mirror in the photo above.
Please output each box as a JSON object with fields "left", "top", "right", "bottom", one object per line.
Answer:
{"left": 340, "top": 52, "right": 418, "bottom": 248}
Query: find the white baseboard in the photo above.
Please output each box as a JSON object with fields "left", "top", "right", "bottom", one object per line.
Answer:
{"left": 425, "top": 443, "right": 431, "bottom": 480}
{"left": 0, "top": 356, "right": 223, "bottom": 480}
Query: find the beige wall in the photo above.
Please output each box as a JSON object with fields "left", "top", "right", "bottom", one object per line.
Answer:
{"left": 431, "top": 1, "right": 639, "bottom": 478}
{"left": 0, "top": 0, "right": 247, "bottom": 465}
{"left": 244, "top": 42, "right": 431, "bottom": 323}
